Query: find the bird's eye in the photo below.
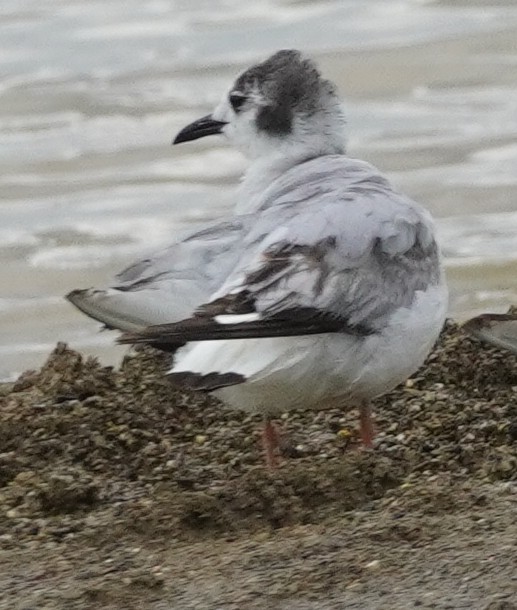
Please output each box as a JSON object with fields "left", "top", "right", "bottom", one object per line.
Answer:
{"left": 229, "top": 93, "right": 246, "bottom": 112}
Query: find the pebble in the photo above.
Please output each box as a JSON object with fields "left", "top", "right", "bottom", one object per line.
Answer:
{"left": 0, "top": 323, "right": 515, "bottom": 606}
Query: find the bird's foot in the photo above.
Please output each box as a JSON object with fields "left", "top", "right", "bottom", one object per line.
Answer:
{"left": 262, "top": 419, "right": 281, "bottom": 469}
{"left": 359, "top": 402, "right": 375, "bottom": 449}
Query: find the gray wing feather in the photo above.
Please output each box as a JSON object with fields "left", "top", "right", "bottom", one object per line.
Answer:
{"left": 121, "top": 157, "right": 443, "bottom": 343}
{"left": 212, "top": 161, "right": 441, "bottom": 332}
{"left": 114, "top": 219, "right": 246, "bottom": 291}
{"left": 66, "top": 218, "right": 248, "bottom": 331}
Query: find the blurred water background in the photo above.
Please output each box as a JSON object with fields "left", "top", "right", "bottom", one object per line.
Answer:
{"left": 1, "top": 0, "right": 517, "bottom": 380}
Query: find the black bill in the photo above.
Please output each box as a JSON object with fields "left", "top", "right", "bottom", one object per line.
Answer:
{"left": 173, "top": 114, "right": 227, "bottom": 144}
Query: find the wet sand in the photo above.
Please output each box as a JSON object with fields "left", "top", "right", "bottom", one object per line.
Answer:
{"left": 0, "top": 321, "right": 515, "bottom": 609}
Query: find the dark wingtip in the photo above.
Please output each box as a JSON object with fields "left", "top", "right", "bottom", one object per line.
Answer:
{"left": 462, "top": 315, "right": 488, "bottom": 334}
{"left": 462, "top": 313, "right": 515, "bottom": 335}
{"left": 118, "top": 331, "right": 145, "bottom": 345}
{"left": 65, "top": 288, "right": 87, "bottom": 303}
{"left": 168, "top": 371, "right": 246, "bottom": 392}
{"left": 117, "top": 330, "right": 185, "bottom": 355}
{"left": 461, "top": 311, "right": 517, "bottom": 355}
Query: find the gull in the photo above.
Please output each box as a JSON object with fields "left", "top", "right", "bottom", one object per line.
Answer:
{"left": 463, "top": 309, "right": 517, "bottom": 355}
{"left": 68, "top": 50, "right": 449, "bottom": 467}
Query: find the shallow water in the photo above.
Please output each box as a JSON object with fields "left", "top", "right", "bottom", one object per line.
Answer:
{"left": 1, "top": 0, "right": 517, "bottom": 379}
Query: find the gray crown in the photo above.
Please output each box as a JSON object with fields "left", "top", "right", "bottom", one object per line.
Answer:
{"left": 232, "top": 50, "right": 337, "bottom": 136}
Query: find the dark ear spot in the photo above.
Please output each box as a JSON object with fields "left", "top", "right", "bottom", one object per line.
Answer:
{"left": 256, "top": 103, "right": 292, "bottom": 135}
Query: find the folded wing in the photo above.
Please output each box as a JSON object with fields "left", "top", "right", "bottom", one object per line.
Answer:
{"left": 120, "top": 185, "right": 441, "bottom": 347}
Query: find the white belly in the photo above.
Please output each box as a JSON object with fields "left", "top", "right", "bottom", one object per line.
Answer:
{"left": 171, "top": 282, "right": 448, "bottom": 416}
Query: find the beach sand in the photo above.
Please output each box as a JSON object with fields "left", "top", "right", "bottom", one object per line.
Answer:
{"left": 0, "top": 321, "right": 515, "bottom": 609}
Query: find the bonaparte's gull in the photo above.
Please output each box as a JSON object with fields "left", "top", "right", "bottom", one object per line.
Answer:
{"left": 69, "top": 50, "right": 449, "bottom": 467}
{"left": 463, "top": 309, "right": 517, "bottom": 355}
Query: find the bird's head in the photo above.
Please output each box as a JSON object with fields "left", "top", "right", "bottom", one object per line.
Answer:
{"left": 173, "top": 50, "right": 347, "bottom": 162}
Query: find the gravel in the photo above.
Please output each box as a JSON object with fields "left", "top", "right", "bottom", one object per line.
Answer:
{"left": 0, "top": 320, "right": 515, "bottom": 609}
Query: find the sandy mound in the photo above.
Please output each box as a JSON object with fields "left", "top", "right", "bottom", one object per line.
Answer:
{"left": 0, "top": 321, "right": 515, "bottom": 609}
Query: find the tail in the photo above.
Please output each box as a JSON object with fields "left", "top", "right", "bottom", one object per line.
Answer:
{"left": 66, "top": 288, "right": 165, "bottom": 333}
{"left": 67, "top": 288, "right": 186, "bottom": 354}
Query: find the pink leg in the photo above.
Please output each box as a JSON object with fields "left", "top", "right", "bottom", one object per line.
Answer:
{"left": 262, "top": 419, "right": 280, "bottom": 469}
{"left": 359, "top": 402, "right": 375, "bottom": 448}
